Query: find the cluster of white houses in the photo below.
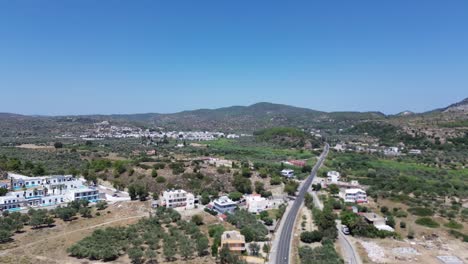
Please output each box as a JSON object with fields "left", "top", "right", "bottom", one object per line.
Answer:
{"left": 0, "top": 173, "right": 103, "bottom": 211}
{"left": 157, "top": 189, "right": 283, "bottom": 216}
{"left": 82, "top": 123, "right": 242, "bottom": 141}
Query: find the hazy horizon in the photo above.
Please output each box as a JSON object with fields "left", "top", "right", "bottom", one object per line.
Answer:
{"left": 1, "top": 1, "right": 467, "bottom": 115}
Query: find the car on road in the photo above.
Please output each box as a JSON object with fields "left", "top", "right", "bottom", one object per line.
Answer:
{"left": 342, "top": 225, "right": 350, "bottom": 235}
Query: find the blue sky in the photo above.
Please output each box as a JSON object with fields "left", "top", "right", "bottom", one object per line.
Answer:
{"left": 0, "top": 1, "right": 467, "bottom": 115}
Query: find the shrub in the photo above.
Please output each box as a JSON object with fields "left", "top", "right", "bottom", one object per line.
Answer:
{"left": 96, "top": 201, "right": 108, "bottom": 210}
{"left": 415, "top": 217, "right": 440, "bottom": 228}
{"left": 155, "top": 176, "right": 166, "bottom": 183}
{"left": 400, "top": 221, "right": 406, "bottom": 228}
{"left": 263, "top": 217, "right": 273, "bottom": 226}
{"left": 395, "top": 210, "right": 408, "bottom": 218}
{"left": 408, "top": 207, "right": 433, "bottom": 216}
{"left": 444, "top": 220, "right": 463, "bottom": 230}
{"left": 270, "top": 176, "right": 282, "bottom": 185}
{"left": 228, "top": 192, "right": 243, "bottom": 201}
{"left": 191, "top": 215, "right": 204, "bottom": 226}
{"left": 299, "top": 243, "right": 343, "bottom": 264}
{"left": 300, "top": 231, "right": 323, "bottom": 243}
{"left": 407, "top": 227, "right": 415, "bottom": 239}
{"left": 204, "top": 208, "right": 217, "bottom": 216}
{"left": 380, "top": 206, "right": 389, "bottom": 214}
{"left": 448, "top": 229, "right": 468, "bottom": 242}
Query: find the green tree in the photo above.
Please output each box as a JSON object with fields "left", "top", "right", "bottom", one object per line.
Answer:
{"left": 163, "top": 237, "right": 176, "bottom": 261}
{"left": 196, "top": 236, "right": 209, "bottom": 256}
{"left": 211, "top": 242, "right": 218, "bottom": 257}
{"left": 201, "top": 192, "right": 210, "bottom": 205}
{"left": 228, "top": 191, "right": 243, "bottom": 201}
{"left": 179, "top": 237, "right": 194, "bottom": 259}
{"left": 128, "top": 184, "right": 138, "bottom": 200}
{"left": 0, "top": 230, "right": 12, "bottom": 243}
{"left": 96, "top": 200, "right": 108, "bottom": 210}
{"left": 284, "top": 181, "right": 299, "bottom": 196}
{"left": 328, "top": 184, "right": 339, "bottom": 195}
{"left": 262, "top": 243, "right": 270, "bottom": 254}
{"left": 145, "top": 248, "right": 157, "bottom": 264}
{"left": 55, "top": 206, "right": 77, "bottom": 221}
{"left": 128, "top": 247, "right": 144, "bottom": 264}
{"left": 137, "top": 185, "right": 149, "bottom": 201}
{"left": 79, "top": 207, "right": 92, "bottom": 218}
{"left": 191, "top": 214, "right": 204, "bottom": 226}
{"left": 300, "top": 231, "right": 323, "bottom": 243}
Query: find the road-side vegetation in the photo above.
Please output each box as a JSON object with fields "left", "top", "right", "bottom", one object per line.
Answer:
{"left": 299, "top": 240, "right": 343, "bottom": 264}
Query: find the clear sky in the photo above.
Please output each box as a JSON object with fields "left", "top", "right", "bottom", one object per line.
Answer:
{"left": 0, "top": 1, "right": 467, "bottom": 115}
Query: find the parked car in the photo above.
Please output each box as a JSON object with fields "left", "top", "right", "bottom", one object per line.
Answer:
{"left": 342, "top": 225, "right": 350, "bottom": 235}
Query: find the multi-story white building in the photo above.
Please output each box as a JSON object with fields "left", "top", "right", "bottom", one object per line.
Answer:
{"left": 327, "top": 171, "right": 341, "bottom": 183}
{"left": 245, "top": 194, "right": 269, "bottom": 214}
{"left": 343, "top": 188, "right": 367, "bottom": 203}
{"left": 0, "top": 173, "right": 103, "bottom": 212}
{"left": 0, "top": 194, "right": 24, "bottom": 211}
{"left": 160, "top": 189, "right": 195, "bottom": 209}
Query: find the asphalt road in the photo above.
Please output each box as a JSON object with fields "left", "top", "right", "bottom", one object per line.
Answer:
{"left": 337, "top": 220, "right": 362, "bottom": 264}
{"left": 275, "top": 143, "right": 329, "bottom": 264}
{"left": 310, "top": 177, "right": 362, "bottom": 264}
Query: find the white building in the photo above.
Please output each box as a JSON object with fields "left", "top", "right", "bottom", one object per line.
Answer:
{"left": 409, "top": 149, "right": 422, "bottom": 155}
{"left": 333, "top": 144, "right": 345, "bottom": 152}
{"left": 160, "top": 189, "right": 195, "bottom": 210}
{"left": 245, "top": 194, "right": 269, "bottom": 214}
{"left": 343, "top": 188, "right": 367, "bottom": 203}
{"left": 0, "top": 194, "right": 24, "bottom": 210}
{"left": 327, "top": 171, "right": 341, "bottom": 183}
{"left": 362, "top": 213, "right": 394, "bottom": 232}
{"left": 213, "top": 196, "right": 237, "bottom": 214}
{"left": 281, "top": 169, "right": 294, "bottom": 178}
{"left": 1, "top": 173, "right": 103, "bottom": 212}
{"left": 384, "top": 147, "right": 400, "bottom": 156}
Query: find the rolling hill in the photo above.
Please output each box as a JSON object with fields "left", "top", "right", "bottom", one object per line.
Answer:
{"left": 0, "top": 99, "right": 466, "bottom": 134}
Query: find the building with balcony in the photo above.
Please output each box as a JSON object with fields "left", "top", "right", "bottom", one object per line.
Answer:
{"left": 343, "top": 188, "right": 367, "bottom": 203}
{"left": 160, "top": 189, "right": 195, "bottom": 209}
{"left": 220, "top": 231, "right": 246, "bottom": 253}
{"left": 213, "top": 196, "right": 237, "bottom": 214}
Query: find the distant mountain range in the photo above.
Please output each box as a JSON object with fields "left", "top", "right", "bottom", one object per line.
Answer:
{"left": 99, "top": 102, "right": 387, "bottom": 131}
{"left": 0, "top": 98, "right": 467, "bottom": 133}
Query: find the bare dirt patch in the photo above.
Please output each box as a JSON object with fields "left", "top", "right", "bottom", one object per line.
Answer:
{"left": 16, "top": 144, "right": 55, "bottom": 150}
